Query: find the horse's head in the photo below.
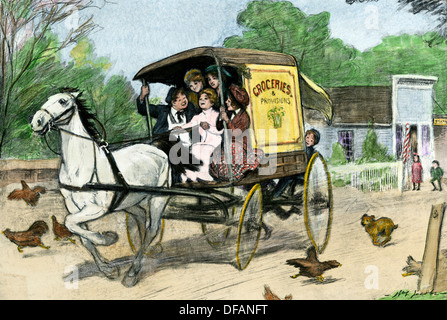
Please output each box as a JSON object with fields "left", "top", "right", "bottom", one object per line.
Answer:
{"left": 31, "top": 91, "right": 81, "bottom": 135}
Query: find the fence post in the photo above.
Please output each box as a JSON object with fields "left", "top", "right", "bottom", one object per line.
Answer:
{"left": 397, "top": 160, "right": 403, "bottom": 193}
{"left": 418, "top": 203, "right": 446, "bottom": 293}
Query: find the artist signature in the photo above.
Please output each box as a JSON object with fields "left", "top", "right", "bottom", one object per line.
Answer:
{"left": 346, "top": 0, "right": 379, "bottom": 4}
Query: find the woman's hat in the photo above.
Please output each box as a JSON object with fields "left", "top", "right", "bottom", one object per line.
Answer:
{"left": 205, "top": 65, "right": 231, "bottom": 78}
{"left": 229, "top": 84, "right": 250, "bottom": 108}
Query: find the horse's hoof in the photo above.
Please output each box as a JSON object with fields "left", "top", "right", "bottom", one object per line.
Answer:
{"left": 122, "top": 272, "right": 139, "bottom": 288}
{"left": 101, "top": 265, "right": 120, "bottom": 280}
{"left": 102, "top": 231, "right": 119, "bottom": 246}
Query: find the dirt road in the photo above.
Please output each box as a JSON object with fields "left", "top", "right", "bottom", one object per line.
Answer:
{"left": 0, "top": 180, "right": 445, "bottom": 300}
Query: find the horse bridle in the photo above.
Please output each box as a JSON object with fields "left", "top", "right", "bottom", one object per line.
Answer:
{"left": 39, "top": 96, "right": 101, "bottom": 145}
{"left": 40, "top": 95, "right": 78, "bottom": 133}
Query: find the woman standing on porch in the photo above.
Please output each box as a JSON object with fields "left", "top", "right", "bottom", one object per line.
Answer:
{"left": 412, "top": 153, "right": 422, "bottom": 191}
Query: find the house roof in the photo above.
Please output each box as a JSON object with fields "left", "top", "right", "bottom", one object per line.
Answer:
{"left": 325, "top": 86, "right": 392, "bottom": 126}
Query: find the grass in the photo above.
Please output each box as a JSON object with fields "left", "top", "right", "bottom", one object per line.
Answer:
{"left": 380, "top": 290, "right": 447, "bottom": 300}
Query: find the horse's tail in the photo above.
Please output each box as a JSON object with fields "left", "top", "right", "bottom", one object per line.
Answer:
{"left": 150, "top": 132, "right": 202, "bottom": 178}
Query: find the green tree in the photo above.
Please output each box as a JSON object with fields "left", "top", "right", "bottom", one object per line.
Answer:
{"left": 224, "top": 1, "right": 446, "bottom": 114}
{"left": 66, "top": 38, "right": 146, "bottom": 143}
{"left": 357, "top": 125, "right": 394, "bottom": 164}
{"left": 3, "top": 35, "right": 144, "bottom": 159}
{"left": 351, "top": 33, "right": 447, "bottom": 114}
{"left": 328, "top": 142, "right": 348, "bottom": 166}
{"left": 223, "top": 0, "right": 359, "bottom": 86}
{"left": 2, "top": 32, "right": 70, "bottom": 159}
{"left": 0, "top": 0, "right": 109, "bottom": 158}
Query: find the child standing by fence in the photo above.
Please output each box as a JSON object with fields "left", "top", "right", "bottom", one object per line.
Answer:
{"left": 430, "top": 160, "right": 443, "bottom": 191}
{"left": 412, "top": 154, "right": 422, "bottom": 191}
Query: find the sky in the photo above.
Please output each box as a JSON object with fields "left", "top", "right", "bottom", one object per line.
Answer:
{"left": 56, "top": 0, "right": 440, "bottom": 96}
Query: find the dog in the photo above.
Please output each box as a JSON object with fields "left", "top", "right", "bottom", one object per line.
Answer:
{"left": 361, "top": 214, "right": 398, "bottom": 247}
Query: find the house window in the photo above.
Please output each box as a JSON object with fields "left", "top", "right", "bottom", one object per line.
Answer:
{"left": 395, "top": 124, "right": 402, "bottom": 159}
{"left": 338, "top": 130, "right": 354, "bottom": 162}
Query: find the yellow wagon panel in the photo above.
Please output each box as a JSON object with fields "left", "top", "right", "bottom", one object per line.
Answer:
{"left": 244, "top": 64, "right": 305, "bottom": 154}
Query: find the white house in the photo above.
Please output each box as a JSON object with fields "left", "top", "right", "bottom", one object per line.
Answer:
{"left": 306, "top": 75, "right": 438, "bottom": 179}
{"left": 392, "top": 75, "right": 438, "bottom": 174}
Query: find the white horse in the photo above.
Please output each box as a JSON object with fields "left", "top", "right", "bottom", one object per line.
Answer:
{"left": 31, "top": 90, "right": 171, "bottom": 287}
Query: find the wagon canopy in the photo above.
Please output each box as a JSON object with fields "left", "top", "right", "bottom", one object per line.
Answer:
{"left": 133, "top": 46, "right": 333, "bottom": 124}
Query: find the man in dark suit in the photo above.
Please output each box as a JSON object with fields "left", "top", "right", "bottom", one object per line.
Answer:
{"left": 137, "top": 85, "right": 199, "bottom": 184}
{"left": 136, "top": 85, "right": 198, "bottom": 137}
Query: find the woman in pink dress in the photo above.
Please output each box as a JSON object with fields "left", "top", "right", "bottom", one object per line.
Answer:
{"left": 412, "top": 153, "right": 422, "bottom": 191}
{"left": 179, "top": 88, "right": 222, "bottom": 182}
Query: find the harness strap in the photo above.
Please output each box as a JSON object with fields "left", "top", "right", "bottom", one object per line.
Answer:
{"left": 98, "top": 140, "right": 129, "bottom": 212}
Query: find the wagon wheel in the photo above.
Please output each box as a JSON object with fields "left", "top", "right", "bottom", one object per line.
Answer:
{"left": 126, "top": 213, "right": 165, "bottom": 256}
{"left": 304, "top": 152, "right": 333, "bottom": 255}
{"left": 201, "top": 186, "right": 235, "bottom": 248}
{"left": 236, "top": 183, "right": 263, "bottom": 270}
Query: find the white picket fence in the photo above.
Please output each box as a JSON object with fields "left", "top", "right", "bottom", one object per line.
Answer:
{"left": 329, "top": 161, "right": 403, "bottom": 192}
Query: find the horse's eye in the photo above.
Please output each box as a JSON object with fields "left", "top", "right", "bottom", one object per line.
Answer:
{"left": 59, "top": 99, "right": 67, "bottom": 105}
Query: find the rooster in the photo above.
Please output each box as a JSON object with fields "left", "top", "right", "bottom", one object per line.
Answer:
{"left": 286, "top": 246, "right": 341, "bottom": 282}
{"left": 51, "top": 215, "right": 76, "bottom": 244}
{"left": 402, "top": 255, "right": 422, "bottom": 277}
{"left": 263, "top": 285, "right": 292, "bottom": 300}
{"left": 2, "top": 220, "right": 50, "bottom": 253}
{"left": 7, "top": 180, "right": 46, "bottom": 207}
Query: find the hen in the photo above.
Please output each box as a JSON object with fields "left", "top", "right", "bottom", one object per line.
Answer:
{"left": 402, "top": 255, "right": 422, "bottom": 277}
{"left": 51, "top": 215, "right": 76, "bottom": 243}
{"left": 7, "top": 180, "right": 46, "bottom": 207}
{"left": 263, "top": 285, "right": 292, "bottom": 300}
{"left": 2, "top": 220, "right": 50, "bottom": 253}
{"left": 286, "top": 246, "right": 341, "bottom": 282}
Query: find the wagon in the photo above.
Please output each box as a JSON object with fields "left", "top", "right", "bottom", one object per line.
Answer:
{"left": 128, "top": 47, "right": 334, "bottom": 269}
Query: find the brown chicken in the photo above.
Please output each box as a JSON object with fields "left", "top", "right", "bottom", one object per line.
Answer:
{"left": 263, "top": 285, "right": 292, "bottom": 300}
{"left": 402, "top": 255, "right": 422, "bottom": 277}
{"left": 7, "top": 180, "right": 46, "bottom": 207}
{"left": 286, "top": 246, "right": 341, "bottom": 282}
{"left": 51, "top": 215, "right": 76, "bottom": 243}
{"left": 2, "top": 220, "right": 50, "bottom": 253}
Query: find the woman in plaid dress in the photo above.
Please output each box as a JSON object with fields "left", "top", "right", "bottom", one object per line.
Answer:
{"left": 210, "top": 84, "right": 264, "bottom": 181}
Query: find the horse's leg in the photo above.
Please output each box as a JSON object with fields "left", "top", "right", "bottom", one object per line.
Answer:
{"left": 63, "top": 201, "right": 120, "bottom": 279}
{"left": 65, "top": 205, "right": 118, "bottom": 246}
{"left": 80, "top": 233, "right": 120, "bottom": 279}
{"left": 124, "top": 206, "right": 147, "bottom": 249}
{"left": 122, "top": 195, "right": 167, "bottom": 287}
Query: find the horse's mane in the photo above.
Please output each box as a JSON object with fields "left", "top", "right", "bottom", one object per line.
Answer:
{"left": 59, "top": 88, "right": 103, "bottom": 140}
